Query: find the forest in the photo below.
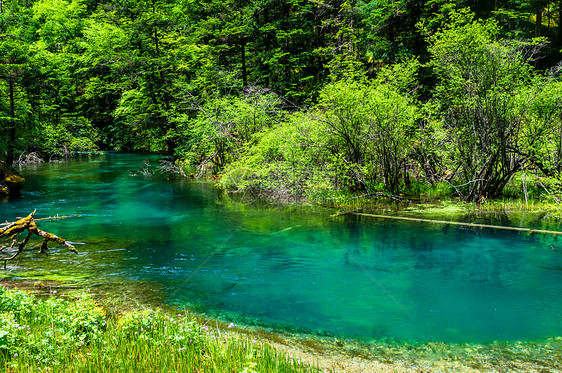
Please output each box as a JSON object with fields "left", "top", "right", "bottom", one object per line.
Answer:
{"left": 1, "top": 0, "right": 562, "bottom": 203}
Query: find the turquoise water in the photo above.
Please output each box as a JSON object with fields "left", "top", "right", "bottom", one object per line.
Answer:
{"left": 1, "top": 153, "right": 562, "bottom": 343}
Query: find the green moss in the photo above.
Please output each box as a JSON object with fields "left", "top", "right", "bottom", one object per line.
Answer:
{"left": 1, "top": 270, "right": 90, "bottom": 284}
{"left": 402, "top": 200, "right": 472, "bottom": 217}
{"left": 0, "top": 165, "right": 25, "bottom": 195}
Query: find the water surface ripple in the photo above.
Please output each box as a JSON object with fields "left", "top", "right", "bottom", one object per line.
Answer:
{"left": 1, "top": 154, "right": 561, "bottom": 343}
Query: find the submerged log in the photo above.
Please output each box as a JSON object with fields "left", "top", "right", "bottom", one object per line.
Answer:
{"left": 0, "top": 210, "right": 77, "bottom": 269}
{"left": 339, "top": 211, "right": 562, "bottom": 236}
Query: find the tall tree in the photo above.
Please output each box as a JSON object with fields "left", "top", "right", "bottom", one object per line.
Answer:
{"left": 0, "top": 35, "right": 32, "bottom": 164}
{"left": 429, "top": 11, "right": 558, "bottom": 201}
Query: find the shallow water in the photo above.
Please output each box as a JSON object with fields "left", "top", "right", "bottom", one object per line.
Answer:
{"left": 1, "top": 153, "right": 562, "bottom": 343}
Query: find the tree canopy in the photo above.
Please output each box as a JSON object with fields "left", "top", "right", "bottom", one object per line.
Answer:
{"left": 1, "top": 0, "right": 562, "bottom": 202}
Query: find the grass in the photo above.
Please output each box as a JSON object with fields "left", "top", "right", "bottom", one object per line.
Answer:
{"left": 248, "top": 172, "right": 562, "bottom": 222}
{"left": 2, "top": 284, "right": 562, "bottom": 373}
{"left": 0, "top": 286, "right": 318, "bottom": 373}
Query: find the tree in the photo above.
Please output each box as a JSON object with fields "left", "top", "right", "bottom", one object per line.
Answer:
{"left": 109, "top": 0, "right": 194, "bottom": 153}
{"left": 316, "top": 78, "right": 418, "bottom": 193}
{"left": 0, "top": 38, "right": 31, "bottom": 165}
{"left": 181, "top": 88, "right": 284, "bottom": 174}
{"left": 428, "top": 11, "right": 561, "bottom": 201}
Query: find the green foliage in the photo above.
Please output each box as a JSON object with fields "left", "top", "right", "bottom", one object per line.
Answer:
{"left": 68, "top": 137, "right": 98, "bottom": 152}
{"left": 32, "top": 0, "right": 87, "bottom": 53}
{"left": 220, "top": 73, "right": 419, "bottom": 200}
{"left": 319, "top": 78, "right": 419, "bottom": 192}
{"left": 38, "top": 116, "right": 99, "bottom": 155}
{"left": 0, "top": 287, "right": 35, "bottom": 320}
{"left": 117, "top": 309, "right": 205, "bottom": 351}
{"left": 180, "top": 89, "right": 284, "bottom": 175}
{"left": 0, "top": 312, "right": 23, "bottom": 357}
{"left": 0, "top": 287, "right": 106, "bottom": 366}
{"left": 426, "top": 11, "right": 562, "bottom": 201}
{"left": 40, "top": 123, "right": 72, "bottom": 155}
{"left": 519, "top": 78, "right": 562, "bottom": 175}
{"left": 220, "top": 111, "right": 333, "bottom": 201}
{"left": 537, "top": 173, "right": 562, "bottom": 203}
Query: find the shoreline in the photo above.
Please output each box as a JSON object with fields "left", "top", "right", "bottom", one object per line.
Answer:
{"left": 3, "top": 189, "right": 562, "bottom": 372}
{"left": 2, "top": 279, "right": 561, "bottom": 372}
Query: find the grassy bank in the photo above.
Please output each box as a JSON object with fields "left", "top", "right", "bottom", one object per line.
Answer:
{"left": 0, "top": 285, "right": 316, "bottom": 373}
{"left": 2, "top": 283, "right": 562, "bottom": 372}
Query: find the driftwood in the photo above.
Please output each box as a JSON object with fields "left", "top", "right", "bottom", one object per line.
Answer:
{"left": 0, "top": 210, "right": 77, "bottom": 269}
{"left": 337, "top": 211, "right": 562, "bottom": 236}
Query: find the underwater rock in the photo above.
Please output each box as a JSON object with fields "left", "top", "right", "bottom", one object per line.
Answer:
{"left": 0, "top": 164, "right": 25, "bottom": 195}
{"left": 3, "top": 174, "right": 25, "bottom": 193}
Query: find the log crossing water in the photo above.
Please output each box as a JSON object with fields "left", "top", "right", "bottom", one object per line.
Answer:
{"left": 1, "top": 153, "right": 562, "bottom": 343}
{"left": 342, "top": 212, "right": 562, "bottom": 235}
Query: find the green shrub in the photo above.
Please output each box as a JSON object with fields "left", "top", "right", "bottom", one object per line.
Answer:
{"left": 117, "top": 308, "right": 163, "bottom": 340}
{"left": 0, "top": 287, "right": 105, "bottom": 367}
{"left": 68, "top": 137, "right": 99, "bottom": 152}
{"left": 0, "top": 312, "right": 26, "bottom": 358}
{"left": 0, "top": 287, "right": 35, "bottom": 320}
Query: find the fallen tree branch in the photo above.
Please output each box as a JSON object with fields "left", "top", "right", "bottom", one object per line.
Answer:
{"left": 35, "top": 214, "right": 82, "bottom": 222}
{"left": 0, "top": 210, "right": 77, "bottom": 269}
{"left": 1, "top": 214, "right": 80, "bottom": 227}
{"left": 341, "top": 212, "right": 562, "bottom": 236}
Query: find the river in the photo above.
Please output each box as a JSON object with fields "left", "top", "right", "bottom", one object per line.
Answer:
{"left": 1, "top": 153, "right": 561, "bottom": 344}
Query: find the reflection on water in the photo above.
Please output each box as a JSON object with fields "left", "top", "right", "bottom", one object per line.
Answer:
{"left": 1, "top": 153, "right": 562, "bottom": 343}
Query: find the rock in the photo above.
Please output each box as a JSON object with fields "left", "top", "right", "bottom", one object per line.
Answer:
{"left": 0, "top": 163, "right": 25, "bottom": 196}
{"left": 3, "top": 174, "right": 25, "bottom": 193}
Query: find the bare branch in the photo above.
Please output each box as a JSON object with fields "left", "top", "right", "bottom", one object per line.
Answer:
{"left": 0, "top": 211, "right": 78, "bottom": 268}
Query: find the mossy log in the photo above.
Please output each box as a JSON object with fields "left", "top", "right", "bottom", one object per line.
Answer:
{"left": 0, "top": 210, "right": 77, "bottom": 269}
{"left": 337, "top": 211, "right": 562, "bottom": 236}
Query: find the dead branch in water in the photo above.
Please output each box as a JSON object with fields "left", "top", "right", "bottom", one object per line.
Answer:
{"left": 0, "top": 210, "right": 78, "bottom": 269}
{"left": 337, "top": 211, "right": 562, "bottom": 236}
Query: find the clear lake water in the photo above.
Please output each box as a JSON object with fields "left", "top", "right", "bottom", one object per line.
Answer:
{"left": 1, "top": 153, "right": 561, "bottom": 343}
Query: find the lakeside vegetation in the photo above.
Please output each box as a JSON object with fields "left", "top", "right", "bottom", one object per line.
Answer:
{"left": 1, "top": 284, "right": 562, "bottom": 372}
{"left": 0, "top": 285, "right": 317, "bottom": 372}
